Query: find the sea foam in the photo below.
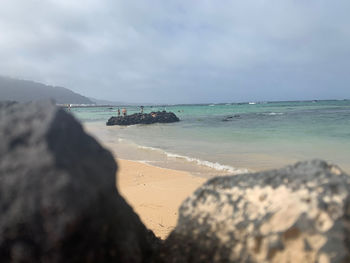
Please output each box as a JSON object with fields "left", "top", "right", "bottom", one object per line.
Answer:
{"left": 266, "top": 112, "right": 284, "bottom": 116}
{"left": 137, "top": 144, "right": 249, "bottom": 175}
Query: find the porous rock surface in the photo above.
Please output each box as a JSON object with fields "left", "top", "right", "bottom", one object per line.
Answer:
{"left": 157, "top": 160, "right": 350, "bottom": 263}
{"left": 106, "top": 111, "right": 180, "bottom": 126}
{"left": 0, "top": 101, "right": 158, "bottom": 263}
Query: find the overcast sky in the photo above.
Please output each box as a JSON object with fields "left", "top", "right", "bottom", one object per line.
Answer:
{"left": 0, "top": 0, "right": 349, "bottom": 104}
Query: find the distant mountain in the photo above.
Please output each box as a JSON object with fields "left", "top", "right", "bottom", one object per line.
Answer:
{"left": 0, "top": 76, "right": 93, "bottom": 104}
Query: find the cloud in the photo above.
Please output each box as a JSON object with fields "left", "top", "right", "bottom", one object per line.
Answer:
{"left": 0, "top": 0, "right": 349, "bottom": 103}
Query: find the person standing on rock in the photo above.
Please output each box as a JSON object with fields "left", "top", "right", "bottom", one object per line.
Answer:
{"left": 140, "top": 106, "right": 144, "bottom": 114}
{"left": 122, "top": 108, "right": 127, "bottom": 116}
{"left": 117, "top": 108, "right": 120, "bottom": 116}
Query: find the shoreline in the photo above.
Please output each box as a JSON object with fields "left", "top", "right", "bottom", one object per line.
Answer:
{"left": 83, "top": 120, "right": 350, "bottom": 176}
{"left": 83, "top": 121, "right": 248, "bottom": 178}
{"left": 83, "top": 122, "right": 350, "bottom": 239}
{"left": 77, "top": 98, "right": 350, "bottom": 177}
{"left": 116, "top": 158, "right": 206, "bottom": 239}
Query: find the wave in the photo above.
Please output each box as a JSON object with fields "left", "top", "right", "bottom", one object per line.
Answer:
{"left": 137, "top": 144, "right": 249, "bottom": 175}
{"left": 167, "top": 153, "right": 249, "bottom": 174}
{"left": 136, "top": 160, "right": 156, "bottom": 165}
{"left": 137, "top": 145, "right": 164, "bottom": 152}
{"left": 265, "top": 112, "right": 284, "bottom": 116}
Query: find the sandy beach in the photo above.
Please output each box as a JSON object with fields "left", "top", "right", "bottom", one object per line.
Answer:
{"left": 116, "top": 159, "right": 206, "bottom": 239}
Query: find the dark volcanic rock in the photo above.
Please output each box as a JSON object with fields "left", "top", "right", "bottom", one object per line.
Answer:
{"left": 157, "top": 160, "right": 350, "bottom": 263}
{"left": 222, "top": 116, "right": 233, "bottom": 121}
{"left": 222, "top": 115, "right": 240, "bottom": 121}
{"left": 106, "top": 111, "right": 180, "bottom": 126}
{"left": 0, "top": 101, "right": 158, "bottom": 263}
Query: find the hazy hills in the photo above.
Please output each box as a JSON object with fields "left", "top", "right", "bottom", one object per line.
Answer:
{"left": 0, "top": 76, "right": 93, "bottom": 104}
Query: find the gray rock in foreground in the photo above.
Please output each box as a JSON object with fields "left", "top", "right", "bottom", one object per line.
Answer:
{"left": 157, "top": 160, "right": 350, "bottom": 263}
{"left": 0, "top": 101, "right": 158, "bottom": 263}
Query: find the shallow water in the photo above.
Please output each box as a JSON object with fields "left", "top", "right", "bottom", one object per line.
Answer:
{"left": 71, "top": 100, "right": 350, "bottom": 176}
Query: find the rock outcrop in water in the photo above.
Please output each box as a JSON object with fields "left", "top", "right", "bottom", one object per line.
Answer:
{"left": 106, "top": 111, "right": 180, "bottom": 126}
{"left": 0, "top": 101, "right": 158, "bottom": 263}
{"left": 156, "top": 160, "right": 350, "bottom": 263}
{"left": 222, "top": 114, "right": 241, "bottom": 121}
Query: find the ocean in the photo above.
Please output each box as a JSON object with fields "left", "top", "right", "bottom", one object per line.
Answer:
{"left": 70, "top": 100, "right": 350, "bottom": 177}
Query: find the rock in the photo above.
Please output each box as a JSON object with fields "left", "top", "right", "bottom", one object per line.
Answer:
{"left": 106, "top": 111, "right": 180, "bottom": 126}
{"left": 222, "top": 115, "right": 240, "bottom": 121}
{"left": 0, "top": 101, "right": 158, "bottom": 262}
{"left": 222, "top": 116, "right": 233, "bottom": 121}
{"left": 157, "top": 160, "right": 350, "bottom": 263}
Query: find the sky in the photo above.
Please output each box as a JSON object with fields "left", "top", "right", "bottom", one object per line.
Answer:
{"left": 0, "top": 0, "right": 349, "bottom": 104}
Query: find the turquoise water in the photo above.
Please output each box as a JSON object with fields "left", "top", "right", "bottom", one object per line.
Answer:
{"left": 71, "top": 100, "right": 350, "bottom": 175}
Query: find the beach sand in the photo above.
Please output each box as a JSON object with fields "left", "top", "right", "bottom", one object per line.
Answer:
{"left": 116, "top": 159, "right": 206, "bottom": 239}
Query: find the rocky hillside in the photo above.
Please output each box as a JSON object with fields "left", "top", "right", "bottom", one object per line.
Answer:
{"left": 0, "top": 76, "right": 93, "bottom": 104}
